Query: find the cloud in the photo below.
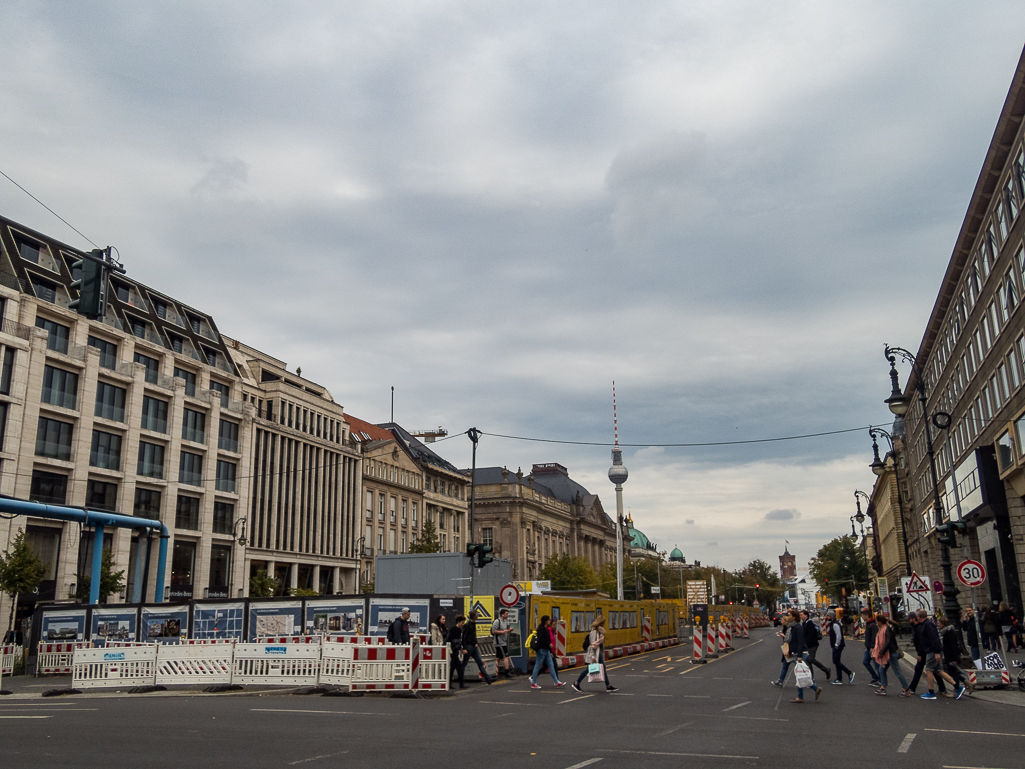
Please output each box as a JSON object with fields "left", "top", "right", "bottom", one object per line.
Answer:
{"left": 765, "top": 508, "right": 801, "bottom": 522}
{"left": 685, "top": 519, "right": 695, "bottom": 525}
{"left": 706, "top": 542, "right": 719, "bottom": 547}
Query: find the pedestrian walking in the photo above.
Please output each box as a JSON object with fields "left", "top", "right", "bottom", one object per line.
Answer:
{"left": 860, "top": 608, "right": 881, "bottom": 686}
{"left": 784, "top": 610, "right": 821, "bottom": 703}
{"left": 462, "top": 610, "right": 495, "bottom": 685}
{"left": 963, "top": 606, "right": 980, "bottom": 662}
{"left": 771, "top": 613, "right": 794, "bottom": 687}
{"left": 491, "top": 608, "right": 514, "bottom": 678}
{"left": 448, "top": 615, "right": 467, "bottom": 689}
{"left": 387, "top": 608, "right": 411, "bottom": 645}
{"left": 430, "top": 614, "right": 447, "bottom": 647}
{"left": 999, "top": 602, "right": 1019, "bottom": 653}
{"left": 827, "top": 610, "right": 854, "bottom": 684}
{"left": 916, "top": 609, "right": 964, "bottom": 700}
{"left": 871, "top": 615, "right": 911, "bottom": 697}
{"left": 939, "top": 616, "right": 971, "bottom": 696}
{"left": 800, "top": 610, "right": 831, "bottom": 681}
{"left": 982, "top": 607, "right": 1000, "bottom": 651}
{"left": 529, "top": 615, "right": 566, "bottom": 689}
{"left": 572, "top": 614, "right": 618, "bottom": 693}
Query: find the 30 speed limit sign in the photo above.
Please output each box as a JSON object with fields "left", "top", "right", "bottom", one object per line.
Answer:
{"left": 957, "top": 560, "right": 986, "bottom": 587}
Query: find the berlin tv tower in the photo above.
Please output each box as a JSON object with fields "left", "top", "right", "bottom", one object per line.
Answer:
{"left": 608, "top": 382, "right": 628, "bottom": 601}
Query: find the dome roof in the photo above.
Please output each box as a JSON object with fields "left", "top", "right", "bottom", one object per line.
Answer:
{"left": 669, "top": 546, "right": 684, "bottom": 562}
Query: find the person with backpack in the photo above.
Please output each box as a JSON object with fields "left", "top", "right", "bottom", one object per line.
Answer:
{"left": 491, "top": 608, "right": 513, "bottom": 678}
{"left": 871, "top": 614, "right": 911, "bottom": 697}
{"left": 529, "top": 615, "right": 566, "bottom": 689}
{"left": 800, "top": 610, "right": 830, "bottom": 681}
{"left": 571, "top": 614, "right": 618, "bottom": 693}
{"left": 827, "top": 610, "right": 854, "bottom": 684}
{"left": 387, "top": 608, "right": 411, "bottom": 645}
{"left": 462, "top": 610, "right": 495, "bottom": 685}
{"left": 447, "top": 615, "right": 467, "bottom": 689}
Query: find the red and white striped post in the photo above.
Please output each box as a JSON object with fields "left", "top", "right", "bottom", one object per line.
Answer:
{"left": 692, "top": 625, "right": 704, "bottom": 661}
{"left": 742, "top": 614, "right": 749, "bottom": 639}
{"left": 642, "top": 616, "right": 652, "bottom": 643}
{"left": 556, "top": 621, "right": 567, "bottom": 658}
{"left": 723, "top": 618, "right": 733, "bottom": 650}
{"left": 717, "top": 623, "right": 727, "bottom": 652}
{"left": 706, "top": 625, "right": 718, "bottom": 658}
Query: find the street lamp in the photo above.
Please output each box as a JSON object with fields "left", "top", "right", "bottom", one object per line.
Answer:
{"left": 355, "top": 536, "right": 366, "bottom": 593}
{"left": 869, "top": 427, "right": 912, "bottom": 577}
{"left": 228, "top": 517, "right": 247, "bottom": 598}
{"left": 883, "top": 344, "right": 961, "bottom": 625}
{"left": 851, "top": 491, "right": 868, "bottom": 537}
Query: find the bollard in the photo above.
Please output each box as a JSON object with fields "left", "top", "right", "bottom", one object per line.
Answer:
{"left": 691, "top": 626, "right": 706, "bottom": 663}
{"left": 723, "top": 619, "right": 733, "bottom": 650}
{"left": 717, "top": 623, "right": 727, "bottom": 653}
{"left": 706, "top": 625, "right": 718, "bottom": 658}
{"left": 556, "top": 621, "right": 567, "bottom": 658}
{"left": 742, "top": 614, "right": 749, "bottom": 639}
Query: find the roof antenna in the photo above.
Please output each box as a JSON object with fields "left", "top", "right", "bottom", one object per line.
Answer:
{"left": 390, "top": 386, "right": 394, "bottom": 423}
{"left": 613, "top": 380, "right": 619, "bottom": 447}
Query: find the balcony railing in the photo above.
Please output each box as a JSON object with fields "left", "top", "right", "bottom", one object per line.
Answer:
{"left": 0, "top": 318, "right": 34, "bottom": 340}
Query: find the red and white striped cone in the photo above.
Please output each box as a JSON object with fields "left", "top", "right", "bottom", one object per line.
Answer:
{"left": 706, "top": 625, "right": 718, "bottom": 658}
{"left": 692, "top": 626, "right": 704, "bottom": 660}
{"left": 556, "top": 621, "right": 567, "bottom": 658}
{"left": 743, "top": 614, "right": 749, "bottom": 639}
{"left": 717, "top": 623, "right": 726, "bottom": 653}
{"left": 724, "top": 620, "right": 734, "bottom": 650}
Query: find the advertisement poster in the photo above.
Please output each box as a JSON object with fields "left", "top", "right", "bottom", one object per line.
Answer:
{"left": 90, "top": 607, "right": 138, "bottom": 645}
{"left": 142, "top": 605, "right": 189, "bottom": 643}
{"left": 368, "top": 598, "right": 429, "bottom": 636}
{"left": 41, "top": 609, "right": 87, "bottom": 642}
{"left": 193, "top": 602, "right": 245, "bottom": 640}
{"left": 304, "top": 600, "right": 364, "bottom": 636}
{"left": 248, "top": 601, "right": 302, "bottom": 641}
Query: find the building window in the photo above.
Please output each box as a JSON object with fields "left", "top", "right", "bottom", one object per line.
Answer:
{"left": 0, "top": 401, "right": 7, "bottom": 451}
{"left": 94, "top": 381, "right": 126, "bottom": 422}
{"left": 215, "top": 460, "right": 236, "bottom": 493}
{"left": 170, "top": 539, "right": 196, "bottom": 589}
{"left": 35, "top": 317, "right": 69, "bottom": 354}
{"left": 378, "top": 493, "right": 385, "bottom": 521}
{"left": 209, "top": 380, "right": 229, "bottom": 407}
{"left": 87, "top": 335, "right": 118, "bottom": 369}
{"left": 32, "top": 276, "right": 59, "bottom": 304}
{"left": 390, "top": 496, "right": 396, "bottom": 523}
{"left": 30, "top": 470, "right": 68, "bottom": 505}
{"left": 134, "top": 352, "right": 160, "bottom": 384}
{"left": 440, "top": 533, "right": 447, "bottom": 550}
{"left": 154, "top": 299, "right": 168, "bottom": 320}
{"left": 90, "top": 430, "right": 122, "bottom": 471}
{"left": 412, "top": 502, "right": 417, "bottom": 528}
{"left": 438, "top": 511, "right": 446, "bottom": 530}
{"left": 0, "top": 348, "right": 14, "bottom": 395}
{"left": 217, "top": 419, "right": 239, "bottom": 452}
{"left": 41, "top": 365, "right": 78, "bottom": 410}
{"left": 203, "top": 348, "right": 219, "bottom": 368}
{"left": 182, "top": 408, "right": 206, "bottom": 443}
{"left": 366, "top": 491, "right": 373, "bottom": 520}
{"left": 209, "top": 545, "right": 230, "bottom": 589}
{"left": 137, "top": 441, "right": 165, "bottom": 479}
{"left": 168, "top": 333, "right": 184, "bottom": 354}
{"left": 401, "top": 532, "right": 406, "bottom": 553}
{"left": 175, "top": 495, "right": 200, "bottom": 530}
{"left": 482, "top": 527, "right": 493, "bottom": 548}
{"left": 140, "top": 395, "right": 168, "bottom": 434}
{"left": 401, "top": 499, "right": 407, "bottom": 524}
{"left": 17, "top": 236, "right": 43, "bottom": 264}
{"left": 134, "top": 487, "right": 161, "bottom": 517}
{"left": 179, "top": 451, "right": 204, "bottom": 486}
{"left": 35, "top": 416, "right": 73, "bottom": 461}
{"left": 213, "top": 501, "right": 233, "bottom": 535}
{"left": 173, "top": 367, "right": 196, "bottom": 397}
{"left": 85, "top": 479, "right": 118, "bottom": 512}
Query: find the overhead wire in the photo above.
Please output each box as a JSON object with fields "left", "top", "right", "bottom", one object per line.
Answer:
{"left": 0, "top": 169, "right": 100, "bottom": 250}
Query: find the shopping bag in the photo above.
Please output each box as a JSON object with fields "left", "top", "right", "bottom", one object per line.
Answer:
{"left": 780, "top": 642, "right": 790, "bottom": 659}
{"left": 587, "top": 663, "right": 605, "bottom": 683}
{"left": 794, "top": 660, "right": 813, "bottom": 688}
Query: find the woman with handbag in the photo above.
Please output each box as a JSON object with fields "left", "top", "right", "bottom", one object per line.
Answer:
{"left": 785, "top": 609, "right": 821, "bottom": 703}
{"left": 572, "top": 615, "right": 618, "bottom": 693}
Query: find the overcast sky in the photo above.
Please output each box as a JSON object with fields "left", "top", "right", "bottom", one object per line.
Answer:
{"left": 2, "top": 2, "right": 1023, "bottom": 572}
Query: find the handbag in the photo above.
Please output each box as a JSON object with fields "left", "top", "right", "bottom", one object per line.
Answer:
{"left": 587, "top": 662, "right": 605, "bottom": 683}
{"left": 794, "top": 660, "right": 813, "bottom": 688}
{"left": 781, "top": 642, "right": 790, "bottom": 659}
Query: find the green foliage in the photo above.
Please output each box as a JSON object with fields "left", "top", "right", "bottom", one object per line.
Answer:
{"left": 289, "top": 588, "right": 319, "bottom": 597}
{"left": 809, "top": 535, "right": 871, "bottom": 603}
{"left": 360, "top": 581, "right": 375, "bottom": 594}
{"left": 249, "top": 569, "right": 277, "bottom": 598}
{"left": 76, "top": 549, "right": 125, "bottom": 604}
{"left": 408, "top": 520, "right": 441, "bottom": 553}
{"left": 0, "top": 529, "right": 45, "bottom": 599}
{"left": 538, "top": 554, "right": 597, "bottom": 591}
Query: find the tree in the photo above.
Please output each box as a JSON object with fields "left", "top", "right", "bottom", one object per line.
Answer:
{"left": 249, "top": 569, "right": 277, "bottom": 598}
{"left": 408, "top": 520, "right": 441, "bottom": 553}
{"left": 360, "top": 580, "right": 375, "bottom": 595}
{"left": 539, "top": 554, "right": 597, "bottom": 591}
{"left": 75, "top": 549, "right": 125, "bottom": 604}
{"left": 809, "top": 535, "right": 871, "bottom": 604}
{"left": 0, "top": 529, "right": 45, "bottom": 637}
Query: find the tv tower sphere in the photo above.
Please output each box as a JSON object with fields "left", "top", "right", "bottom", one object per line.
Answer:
{"left": 608, "top": 448, "right": 629, "bottom": 485}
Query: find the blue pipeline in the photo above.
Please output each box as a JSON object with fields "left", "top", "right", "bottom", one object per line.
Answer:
{"left": 0, "top": 497, "right": 170, "bottom": 604}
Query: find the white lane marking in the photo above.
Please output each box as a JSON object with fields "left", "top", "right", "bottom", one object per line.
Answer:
{"left": 564, "top": 760, "right": 603, "bottom": 769}
{"left": 250, "top": 709, "right": 391, "bottom": 716}
{"left": 289, "top": 752, "right": 348, "bottom": 765}
{"left": 944, "top": 766, "right": 1016, "bottom": 768}
{"left": 683, "top": 695, "right": 710, "bottom": 698}
{"left": 599, "top": 749, "right": 758, "bottom": 760}
{"left": 926, "top": 729, "right": 1025, "bottom": 738}
{"left": 0, "top": 715, "right": 51, "bottom": 719}
{"left": 0, "top": 701, "right": 78, "bottom": 706}
{"left": 558, "top": 695, "right": 596, "bottom": 704}
{"left": 897, "top": 734, "right": 916, "bottom": 754}
{"left": 655, "top": 722, "right": 692, "bottom": 737}
{"left": 722, "top": 701, "right": 752, "bottom": 712}
{"left": 647, "top": 694, "right": 672, "bottom": 697}
{"left": 479, "top": 701, "right": 544, "bottom": 706}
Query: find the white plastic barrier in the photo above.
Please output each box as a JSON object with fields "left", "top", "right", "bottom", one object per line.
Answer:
{"left": 318, "top": 641, "right": 356, "bottom": 687}
{"left": 349, "top": 639, "right": 418, "bottom": 692}
{"left": 231, "top": 643, "right": 320, "bottom": 686}
{"left": 37, "top": 642, "right": 92, "bottom": 675}
{"left": 155, "top": 642, "right": 234, "bottom": 686}
{"left": 72, "top": 646, "right": 157, "bottom": 689}
{"left": 417, "top": 645, "right": 449, "bottom": 691}
{"left": 1, "top": 644, "right": 18, "bottom": 675}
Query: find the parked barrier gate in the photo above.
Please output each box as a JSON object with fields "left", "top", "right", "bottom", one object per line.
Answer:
{"left": 73, "top": 646, "right": 158, "bottom": 690}
{"left": 155, "top": 642, "right": 234, "bottom": 686}
{"left": 231, "top": 643, "right": 320, "bottom": 687}
{"left": 319, "top": 641, "right": 356, "bottom": 687}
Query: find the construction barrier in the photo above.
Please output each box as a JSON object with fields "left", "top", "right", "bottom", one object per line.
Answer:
{"left": 742, "top": 615, "right": 749, "bottom": 639}
{"left": 556, "top": 637, "right": 679, "bottom": 671}
{"left": 692, "top": 626, "right": 703, "bottom": 660}
{"left": 417, "top": 645, "right": 450, "bottom": 691}
{"left": 155, "top": 642, "right": 234, "bottom": 686}
{"left": 966, "top": 669, "right": 1012, "bottom": 688}
{"left": 717, "top": 624, "right": 726, "bottom": 653}
{"left": 706, "top": 625, "right": 717, "bottom": 658}
{"left": 319, "top": 641, "right": 356, "bottom": 687}
{"left": 72, "top": 646, "right": 158, "bottom": 690}
{"left": 1, "top": 644, "right": 18, "bottom": 675}
{"left": 723, "top": 620, "right": 734, "bottom": 651}
{"left": 642, "top": 616, "right": 652, "bottom": 642}
{"left": 256, "top": 636, "right": 321, "bottom": 645}
{"left": 349, "top": 639, "right": 418, "bottom": 692}
{"left": 231, "top": 643, "right": 320, "bottom": 687}
{"left": 555, "top": 621, "right": 567, "bottom": 658}
{"left": 37, "top": 642, "right": 92, "bottom": 675}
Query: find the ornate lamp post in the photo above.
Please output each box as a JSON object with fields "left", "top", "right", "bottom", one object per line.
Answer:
{"left": 882, "top": 345, "right": 961, "bottom": 625}
{"left": 851, "top": 491, "right": 868, "bottom": 537}
{"left": 869, "top": 427, "right": 913, "bottom": 577}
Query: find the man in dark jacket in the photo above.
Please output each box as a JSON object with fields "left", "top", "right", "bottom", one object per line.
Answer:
{"left": 447, "top": 615, "right": 467, "bottom": 689}
{"left": 461, "top": 610, "right": 495, "bottom": 685}
{"left": 917, "top": 609, "right": 963, "bottom": 700}
{"left": 801, "top": 610, "right": 831, "bottom": 681}
{"left": 860, "top": 608, "right": 881, "bottom": 685}
{"left": 940, "top": 617, "right": 970, "bottom": 694}
{"left": 387, "top": 608, "right": 411, "bottom": 644}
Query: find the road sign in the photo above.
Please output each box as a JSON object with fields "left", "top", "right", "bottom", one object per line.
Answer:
{"left": 901, "top": 574, "right": 933, "bottom": 614}
{"left": 651, "top": 587, "right": 661, "bottom": 595}
{"left": 932, "top": 580, "right": 944, "bottom": 595}
{"left": 905, "top": 572, "right": 930, "bottom": 592}
{"left": 957, "top": 559, "right": 987, "bottom": 587}
{"left": 499, "top": 583, "right": 520, "bottom": 608}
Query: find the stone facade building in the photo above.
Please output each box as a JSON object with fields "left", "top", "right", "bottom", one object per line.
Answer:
{"left": 469, "top": 463, "right": 615, "bottom": 580}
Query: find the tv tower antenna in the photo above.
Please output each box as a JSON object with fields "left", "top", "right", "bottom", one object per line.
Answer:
{"left": 608, "top": 381, "right": 628, "bottom": 601}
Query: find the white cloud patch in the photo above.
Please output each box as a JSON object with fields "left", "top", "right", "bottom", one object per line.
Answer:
{"left": 765, "top": 509, "right": 801, "bottom": 522}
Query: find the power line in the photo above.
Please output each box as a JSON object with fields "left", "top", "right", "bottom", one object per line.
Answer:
{"left": 0, "top": 169, "right": 100, "bottom": 249}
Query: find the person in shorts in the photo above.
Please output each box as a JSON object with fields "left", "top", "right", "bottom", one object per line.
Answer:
{"left": 492, "top": 608, "right": 513, "bottom": 677}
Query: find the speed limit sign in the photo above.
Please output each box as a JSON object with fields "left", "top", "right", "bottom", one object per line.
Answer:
{"left": 957, "top": 560, "right": 986, "bottom": 587}
{"left": 499, "top": 583, "right": 521, "bottom": 607}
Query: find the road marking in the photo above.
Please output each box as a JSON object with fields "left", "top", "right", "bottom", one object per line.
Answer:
{"left": 722, "top": 701, "right": 752, "bottom": 712}
{"left": 683, "top": 695, "right": 710, "bottom": 698}
{"left": 655, "top": 722, "right": 692, "bottom": 737}
{"left": 0, "top": 715, "right": 51, "bottom": 719}
{"left": 250, "top": 709, "right": 391, "bottom": 716}
{"left": 558, "top": 695, "right": 596, "bottom": 704}
{"left": 943, "top": 766, "right": 1017, "bottom": 768}
{"left": 897, "top": 734, "right": 916, "bottom": 754}
{"left": 289, "top": 752, "right": 349, "bottom": 765}
{"left": 564, "top": 760, "right": 603, "bottom": 769}
{"left": 0, "top": 708, "right": 96, "bottom": 712}
{"left": 712, "top": 677, "right": 734, "bottom": 680}
{"left": 926, "top": 729, "right": 1025, "bottom": 738}
{"left": 599, "top": 749, "right": 758, "bottom": 760}
{"left": 647, "top": 694, "right": 672, "bottom": 697}
{"left": 480, "top": 701, "right": 544, "bottom": 706}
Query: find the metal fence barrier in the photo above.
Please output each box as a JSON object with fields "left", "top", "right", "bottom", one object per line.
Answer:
{"left": 72, "top": 646, "right": 158, "bottom": 690}
{"left": 349, "top": 640, "right": 418, "bottom": 692}
{"left": 1, "top": 644, "right": 19, "bottom": 675}
{"left": 155, "top": 642, "right": 234, "bottom": 686}
{"left": 319, "top": 642, "right": 356, "bottom": 687}
{"left": 418, "top": 645, "right": 449, "bottom": 691}
{"left": 38, "top": 642, "right": 92, "bottom": 675}
{"left": 231, "top": 643, "right": 320, "bottom": 687}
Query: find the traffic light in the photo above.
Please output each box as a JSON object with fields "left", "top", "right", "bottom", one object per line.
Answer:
{"left": 477, "top": 544, "right": 495, "bottom": 569}
{"left": 466, "top": 542, "right": 480, "bottom": 563}
{"left": 755, "top": 583, "right": 759, "bottom": 589}
{"left": 68, "top": 249, "right": 108, "bottom": 319}
{"left": 936, "top": 522, "right": 958, "bottom": 547}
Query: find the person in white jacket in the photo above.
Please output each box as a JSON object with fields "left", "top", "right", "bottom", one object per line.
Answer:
{"left": 571, "top": 614, "right": 618, "bottom": 693}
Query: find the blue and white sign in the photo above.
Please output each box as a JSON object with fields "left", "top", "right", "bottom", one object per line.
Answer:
{"left": 141, "top": 605, "right": 189, "bottom": 643}
{"left": 368, "top": 598, "right": 429, "bottom": 636}
{"left": 304, "top": 600, "right": 364, "bottom": 636}
{"left": 193, "top": 602, "right": 244, "bottom": 640}
{"left": 91, "top": 607, "right": 138, "bottom": 645}
{"left": 41, "top": 609, "right": 86, "bottom": 642}
{"left": 248, "top": 601, "right": 302, "bottom": 641}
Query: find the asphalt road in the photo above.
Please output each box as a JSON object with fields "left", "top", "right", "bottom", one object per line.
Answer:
{"left": 3, "top": 628, "right": 1024, "bottom": 768}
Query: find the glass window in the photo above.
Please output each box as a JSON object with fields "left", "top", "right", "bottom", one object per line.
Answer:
{"left": 182, "top": 408, "right": 206, "bottom": 443}
{"left": 141, "top": 395, "right": 168, "bottom": 433}
{"left": 401, "top": 499, "right": 407, "bottom": 524}
{"left": 209, "top": 380, "right": 229, "bottom": 407}
{"left": 215, "top": 460, "right": 236, "bottom": 493}
{"left": 137, "top": 441, "right": 165, "bottom": 479}
{"left": 0, "top": 401, "right": 7, "bottom": 452}
{"left": 203, "top": 348, "right": 218, "bottom": 368}
{"left": 390, "top": 497, "right": 396, "bottom": 522}
{"left": 16, "top": 236, "right": 43, "bottom": 264}
{"left": 30, "top": 470, "right": 67, "bottom": 505}
{"left": 365, "top": 490, "right": 373, "bottom": 519}
{"left": 999, "top": 363, "right": 1011, "bottom": 403}
{"left": 35, "top": 316, "right": 69, "bottom": 354}
{"left": 129, "top": 317, "right": 146, "bottom": 339}
{"left": 209, "top": 545, "right": 230, "bottom": 588}
{"left": 173, "top": 367, "right": 196, "bottom": 397}
{"left": 213, "top": 501, "right": 233, "bottom": 535}
{"left": 997, "top": 431, "right": 1015, "bottom": 474}
{"left": 90, "top": 430, "right": 122, "bottom": 471}
{"left": 94, "top": 381, "right": 126, "bottom": 422}
{"left": 996, "top": 201, "right": 1009, "bottom": 241}
{"left": 0, "top": 348, "right": 14, "bottom": 395}
{"left": 32, "top": 275, "right": 58, "bottom": 304}
{"left": 1007, "top": 177, "right": 1020, "bottom": 219}
{"left": 87, "top": 335, "right": 118, "bottom": 369}
{"left": 35, "top": 416, "right": 73, "bottom": 461}
{"left": 154, "top": 299, "right": 168, "bottom": 320}
{"left": 217, "top": 419, "right": 239, "bottom": 452}
{"left": 175, "top": 495, "right": 200, "bottom": 530}
{"left": 179, "top": 451, "right": 203, "bottom": 486}
{"left": 134, "top": 352, "right": 160, "bottom": 384}
{"left": 170, "top": 539, "right": 196, "bottom": 586}
{"left": 412, "top": 502, "right": 418, "bottom": 527}
{"left": 85, "top": 479, "right": 118, "bottom": 512}
{"left": 482, "top": 527, "right": 493, "bottom": 547}
{"left": 41, "top": 365, "right": 78, "bottom": 410}
{"left": 134, "top": 487, "right": 161, "bottom": 517}
{"left": 378, "top": 494, "right": 385, "bottom": 521}
{"left": 1010, "top": 347, "right": 1022, "bottom": 390}
{"left": 168, "top": 334, "right": 184, "bottom": 354}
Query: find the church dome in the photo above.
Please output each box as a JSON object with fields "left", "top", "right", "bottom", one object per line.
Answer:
{"left": 669, "top": 546, "right": 684, "bottom": 562}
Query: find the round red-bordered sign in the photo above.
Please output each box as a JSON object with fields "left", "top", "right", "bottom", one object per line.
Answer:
{"left": 933, "top": 580, "right": 944, "bottom": 595}
{"left": 499, "top": 583, "right": 520, "bottom": 607}
{"left": 957, "top": 559, "right": 986, "bottom": 587}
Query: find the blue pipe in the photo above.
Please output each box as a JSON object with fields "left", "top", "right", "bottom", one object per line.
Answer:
{"left": 0, "top": 497, "right": 170, "bottom": 605}
{"left": 131, "top": 535, "right": 146, "bottom": 604}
